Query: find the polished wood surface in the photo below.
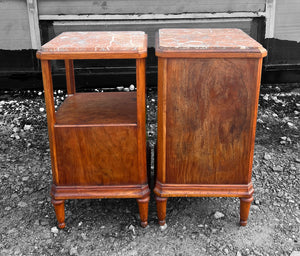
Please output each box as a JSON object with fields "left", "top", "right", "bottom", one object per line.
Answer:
{"left": 165, "top": 58, "right": 259, "bottom": 185}
{"left": 54, "top": 126, "right": 138, "bottom": 185}
{"left": 64, "top": 59, "right": 76, "bottom": 95}
{"left": 154, "top": 28, "right": 266, "bottom": 226}
{"left": 37, "top": 31, "right": 149, "bottom": 228}
{"left": 55, "top": 92, "right": 137, "bottom": 125}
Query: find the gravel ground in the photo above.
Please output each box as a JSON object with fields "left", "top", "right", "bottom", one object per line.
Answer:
{"left": 0, "top": 85, "right": 299, "bottom": 256}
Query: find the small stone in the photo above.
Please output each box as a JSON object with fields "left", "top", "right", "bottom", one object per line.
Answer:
{"left": 236, "top": 251, "right": 242, "bottom": 256}
{"left": 17, "top": 201, "right": 28, "bottom": 208}
{"left": 7, "top": 228, "right": 17, "bottom": 234}
{"left": 11, "top": 193, "right": 18, "bottom": 198}
{"left": 40, "top": 219, "right": 49, "bottom": 226}
{"left": 81, "top": 233, "right": 88, "bottom": 240}
{"left": 23, "top": 125, "right": 32, "bottom": 131}
{"left": 38, "top": 91, "right": 43, "bottom": 95}
{"left": 214, "top": 211, "right": 225, "bottom": 219}
{"left": 224, "top": 248, "right": 229, "bottom": 254}
{"left": 13, "top": 127, "right": 19, "bottom": 133}
{"left": 129, "top": 84, "right": 135, "bottom": 91}
{"left": 295, "top": 158, "right": 300, "bottom": 163}
{"left": 39, "top": 107, "right": 45, "bottom": 112}
{"left": 51, "top": 226, "right": 59, "bottom": 234}
{"left": 41, "top": 232, "right": 51, "bottom": 240}
{"left": 5, "top": 207, "right": 11, "bottom": 211}
{"left": 287, "top": 122, "right": 298, "bottom": 129}
{"left": 78, "top": 221, "right": 82, "bottom": 227}
{"left": 124, "top": 87, "right": 130, "bottom": 92}
{"left": 116, "top": 86, "right": 124, "bottom": 91}
{"left": 272, "top": 166, "right": 283, "bottom": 172}
{"left": 160, "top": 223, "right": 168, "bottom": 231}
{"left": 264, "top": 153, "right": 272, "bottom": 160}
{"left": 128, "top": 224, "right": 136, "bottom": 235}
{"left": 69, "top": 246, "right": 78, "bottom": 256}
{"left": 22, "top": 176, "right": 29, "bottom": 181}
{"left": 290, "top": 252, "right": 300, "bottom": 256}
{"left": 254, "top": 199, "right": 260, "bottom": 205}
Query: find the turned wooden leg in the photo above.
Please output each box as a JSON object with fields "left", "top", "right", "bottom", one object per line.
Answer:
{"left": 155, "top": 196, "right": 167, "bottom": 226}
{"left": 51, "top": 199, "right": 66, "bottom": 229}
{"left": 240, "top": 196, "right": 253, "bottom": 226}
{"left": 137, "top": 196, "right": 150, "bottom": 228}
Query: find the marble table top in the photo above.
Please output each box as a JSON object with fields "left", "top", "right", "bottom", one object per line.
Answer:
{"left": 41, "top": 31, "right": 147, "bottom": 53}
{"left": 157, "top": 29, "right": 265, "bottom": 52}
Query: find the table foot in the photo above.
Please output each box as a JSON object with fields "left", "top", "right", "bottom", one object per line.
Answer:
{"left": 240, "top": 196, "right": 253, "bottom": 226}
{"left": 155, "top": 196, "right": 167, "bottom": 226}
{"left": 137, "top": 196, "right": 150, "bottom": 228}
{"left": 51, "top": 199, "right": 65, "bottom": 229}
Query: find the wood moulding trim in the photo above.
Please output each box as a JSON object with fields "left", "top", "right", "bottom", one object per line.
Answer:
{"left": 36, "top": 51, "right": 147, "bottom": 60}
{"left": 154, "top": 181, "right": 254, "bottom": 198}
{"left": 54, "top": 123, "right": 137, "bottom": 128}
{"left": 39, "top": 12, "right": 266, "bottom": 21}
{"left": 155, "top": 49, "right": 267, "bottom": 59}
{"left": 51, "top": 184, "right": 150, "bottom": 200}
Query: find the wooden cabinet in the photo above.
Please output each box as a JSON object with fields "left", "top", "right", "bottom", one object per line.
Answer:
{"left": 154, "top": 29, "right": 267, "bottom": 226}
{"left": 37, "top": 31, "right": 150, "bottom": 228}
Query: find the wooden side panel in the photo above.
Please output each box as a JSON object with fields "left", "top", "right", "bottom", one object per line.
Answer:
{"left": 38, "top": 0, "right": 265, "bottom": 15}
{"left": 54, "top": 126, "right": 139, "bottom": 186}
{"left": 274, "top": 0, "right": 300, "bottom": 42}
{"left": 165, "top": 58, "right": 259, "bottom": 185}
{"left": 0, "top": 0, "right": 31, "bottom": 49}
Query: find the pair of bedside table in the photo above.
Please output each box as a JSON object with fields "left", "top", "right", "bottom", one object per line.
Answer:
{"left": 37, "top": 29, "right": 266, "bottom": 228}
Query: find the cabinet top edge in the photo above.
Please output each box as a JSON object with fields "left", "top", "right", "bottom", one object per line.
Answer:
{"left": 37, "top": 31, "right": 148, "bottom": 55}
{"left": 156, "top": 29, "right": 267, "bottom": 58}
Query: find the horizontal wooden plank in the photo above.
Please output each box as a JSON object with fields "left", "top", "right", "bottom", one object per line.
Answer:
{"left": 274, "top": 0, "right": 300, "bottom": 41}
{"left": 38, "top": 0, "right": 265, "bottom": 15}
{"left": 0, "top": 0, "right": 27, "bottom": 10}
{"left": 40, "top": 12, "right": 266, "bottom": 21}
{"left": 0, "top": 10, "right": 28, "bottom": 19}
{"left": 51, "top": 19, "right": 254, "bottom": 48}
{"left": 0, "top": 0, "right": 32, "bottom": 49}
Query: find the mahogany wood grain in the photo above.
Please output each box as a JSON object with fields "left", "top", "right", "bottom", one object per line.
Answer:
{"left": 40, "top": 60, "right": 59, "bottom": 184}
{"left": 64, "top": 59, "right": 76, "bottom": 94}
{"left": 54, "top": 126, "right": 139, "bottom": 186}
{"left": 137, "top": 196, "right": 150, "bottom": 227}
{"left": 51, "top": 199, "right": 65, "bottom": 229}
{"left": 156, "top": 58, "right": 167, "bottom": 183}
{"left": 165, "top": 58, "right": 259, "bottom": 185}
{"left": 55, "top": 92, "right": 137, "bottom": 125}
{"left": 154, "top": 28, "right": 266, "bottom": 227}
{"left": 240, "top": 196, "right": 254, "bottom": 226}
{"left": 36, "top": 51, "right": 147, "bottom": 60}
{"left": 37, "top": 31, "right": 149, "bottom": 228}
{"left": 155, "top": 196, "right": 167, "bottom": 226}
{"left": 154, "top": 181, "right": 254, "bottom": 198}
{"left": 51, "top": 184, "right": 150, "bottom": 200}
{"left": 136, "top": 58, "right": 147, "bottom": 184}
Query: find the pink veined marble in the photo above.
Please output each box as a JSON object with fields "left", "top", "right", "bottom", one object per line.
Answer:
{"left": 41, "top": 31, "right": 147, "bottom": 53}
{"left": 158, "top": 29, "right": 264, "bottom": 51}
